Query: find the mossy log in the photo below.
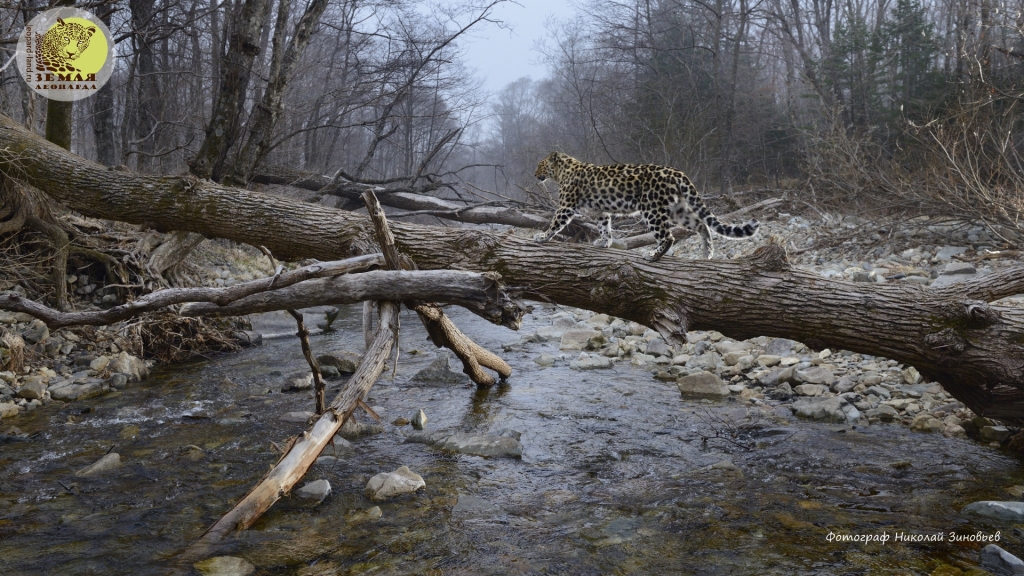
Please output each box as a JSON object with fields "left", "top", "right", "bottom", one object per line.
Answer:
{"left": 2, "top": 114, "right": 1024, "bottom": 421}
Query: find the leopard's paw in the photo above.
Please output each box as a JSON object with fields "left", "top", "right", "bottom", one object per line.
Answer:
{"left": 532, "top": 233, "right": 548, "bottom": 243}
{"left": 592, "top": 238, "right": 613, "bottom": 248}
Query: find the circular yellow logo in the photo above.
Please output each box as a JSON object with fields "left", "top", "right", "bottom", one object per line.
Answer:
{"left": 16, "top": 8, "right": 113, "bottom": 102}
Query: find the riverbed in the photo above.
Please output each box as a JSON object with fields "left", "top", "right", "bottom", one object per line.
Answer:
{"left": 1, "top": 303, "right": 1022, "bottom": 575}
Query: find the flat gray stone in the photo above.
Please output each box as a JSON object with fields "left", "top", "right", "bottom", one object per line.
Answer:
{"left": 570, "top": 354, "right": 611, "bottom": 370}
{"left": 411, "top": 351, "right": 469, "bottom": 386}
{"left": 866, "top": 404, "right": 899, "bottom": 422}
{"left": 193, "top": 556, "right": 256, "bottom": 576}
{"left": 962, "top": 501, "right": 1024, "bottom": 522}
{"left": 795, "top": 366, "right": 835, "bottom": 385}
{"left": 764, "top": 338, "right": 798, "bottom": 356}
{"left": 935, "top": 246, "right": 968, "bottom": 261}
{"left": 405, "top": 431, "right": 523, "bottom": 458}
{"left": 645, "top": 338, "right": 672, "bottom": 357}
{"left": 560, "top": 329, "right": 604, "bottom": 350}
{"left": 294, "top": 479, "right": 331, "bottom": 505}
{"left": 792, "top": 397, "right": 857, "bottom": 423}
{"left": 677, "top": 371, "right": 729, "bottom": 398}
{"left": 279, "top": 411, "right": 314, "bottom": 424}
{"left": 981, "top": 544, "right": 1024, "bottom": 575}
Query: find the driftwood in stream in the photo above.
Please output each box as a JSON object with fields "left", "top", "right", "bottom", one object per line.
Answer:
{"left": 3, "top": 113, "right": 1024, "bottom": 421}
{"left": 361, "top": 190, "right": 512, "bottom": 386}
{"left": 181, "top": 301, "right": 401, "bottom": 562}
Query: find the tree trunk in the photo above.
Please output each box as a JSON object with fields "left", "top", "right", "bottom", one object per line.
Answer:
{"left": 3, "top": 113, "right": 1024, "bottom": 422}
{"left": 226, "top": 0, "right": 330, "bottom": 186}
{"left": 92, "top": 6, "right": 116, "bottom": 167}
{"left": 190, "top": 0, "right": 273, "bottom": 180}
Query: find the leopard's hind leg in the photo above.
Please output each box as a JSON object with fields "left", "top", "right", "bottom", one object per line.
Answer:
{"left": 670, "top": 202, "right": 714, "bottom": 259}
{"left": 642, "top": 206, "right": 675, "bottom": 261}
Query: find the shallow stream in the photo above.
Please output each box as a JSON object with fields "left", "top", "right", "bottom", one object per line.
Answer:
{"left": 1, "top": 304, "right": 1023, "bottom": 575}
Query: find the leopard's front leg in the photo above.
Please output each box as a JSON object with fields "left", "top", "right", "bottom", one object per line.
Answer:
{"left": 592, "top": 213, "right": 614, "bottom": 248}
{"left": 533, "top": 208, "right": 578, "bottom": 243}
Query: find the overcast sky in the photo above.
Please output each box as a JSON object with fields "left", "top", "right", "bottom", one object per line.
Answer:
{"left": 460, "top": 0, "right": 579, "bottom": 96}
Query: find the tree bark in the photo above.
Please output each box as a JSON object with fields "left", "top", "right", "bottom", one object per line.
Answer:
{"left": 190, "top": 0, "right": 273, "bottom": 180}
{"left": 226, "top": 0, "right": 330, "bottom": 186}
{"left": 3, "top": 113, "right": 1024, "bottom": 422}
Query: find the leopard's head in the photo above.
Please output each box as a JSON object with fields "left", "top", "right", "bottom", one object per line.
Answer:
{"left": 535, "top": 152, "right": 570, "bottom": 182}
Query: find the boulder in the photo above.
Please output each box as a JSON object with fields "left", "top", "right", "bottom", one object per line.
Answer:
{"left": 411, "top": 351, "right": 469, "bottom": 386}
{"left": 317, "top": 351, "right": 361, "bottom": 373}
{"left": 16, "top": 380, "right": 45, "bottom": 400}
{"left": 962, "top": 501, "right": 1024, "bottom": 522}
{"left": 909, "top": 413, "right": 944, "bottom": 433}
{"left": 792, "top": 397, "right": 859, "bottom": 423}
{"left": 294, "top": 479, "right": 331, "bottom": 505}
{"left": 570, "top": 353, "right": 612, "bottom": 370}
{"left": 365, "top": 466, "right": 425, "bottom": 501}
{"left": 108, "top": 352, "right": 148, "bottom": 382}
{"left": 795, "top": 366, "right": 835, "bottom": 385}
{"left": 559, "top": 329, "right": 604, "bottom": 351}
{"left": 406, "top": 431, "right": 523, "bottom": 459}
{"left": 193, "top": 556, "right": 256, "bottom": 576}
{"left": 980, "top": 545, "right": 1024, "bottom": 575}
{"left": 282, "top": 372, "right": 313, "bottom": 391}
{"left": 676, "top": 372, "right": 729, "bottom": 398}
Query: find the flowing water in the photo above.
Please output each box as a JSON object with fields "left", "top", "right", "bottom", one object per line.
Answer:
{"left": 1, "top": 304, "right": 1023, "bottom": 575}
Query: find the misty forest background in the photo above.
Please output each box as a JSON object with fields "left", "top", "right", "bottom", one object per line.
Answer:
{"left": 1, "top": 0, "right": 1023, "bottom": 234}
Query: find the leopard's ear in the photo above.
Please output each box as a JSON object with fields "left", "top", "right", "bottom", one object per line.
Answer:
{"left": 57, "top": 17, "right": 65, "bottom": 26}
{"left": 87, "top": 27, "right": 96, "bottom": 36}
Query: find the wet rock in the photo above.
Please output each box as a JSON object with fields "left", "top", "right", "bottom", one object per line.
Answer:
{"left": 411, "top": 351, "right": 470, "bottom": 386}
{"left": 866, "top": 404, "right": 899, "bottom": 422}
{"left": 283, "top": 372, "right": 313, "bottom": 391}
{"left": 795, "top": 366, "right": 835, "bottom": 385}
{"left": 792, "top": 397, "right": 859, "bottom": 423}
{"left": 339, "top": 417, "right": 384, "bottom": 439}
{"left": 75, "top": 453, "right": 121, "bottom": 477}
{"left": 326, "top": 435, "right": 354, "bottom": 457}
{"left": 107, "top": 373, "right": 129, "bottom": 390}
{"left": 560, "top": 329, "right": 604, "bottom": 350}
{"left": 365, "top": 466, "right": 425, "bottom": 501}
{"left": 570, "top": 353, "right": 611, "bottom": 370}
{"left": 232, "top": 331, "right": 262, "bottom": 348}
{"left": 980, "top": 544, "right": 1024, "bottom": 575}
{"left": 910, "top": 413, "right": 943, "bottom": 433}
{"left": 533, "top": 354, "right": 556, "bottom": 366}
{"left": 452, "top": 494, "right": 502, "bottom": 517}
{"left": 962, "top": 501, "right": 1024, "bottom": 522}
{"left": 21, "top": 320, "right": 49, "bottom": 344}
{"left": 193, "top": 556, "right": 256, "bottom": 576}
{"left": 406, "top": 431, "right": 523, "bottom": 458}
{"left": 645, "top": 338, "right": 672, "bottom": 357}
{"left": 16, "top": 380, "right": 45, "bottom": 400}
{"left": 764, "top": 338, "right": 798, "bottom": 356}
{"left": 412, "top": 409, "right": 428, "bottom": 430}
{"left": 317, "top": 352, "right": 360, "bottom": 373}
{"left": 319, "top": 365, "right": 340, "bottom": 379}
{"left": 280, "top": 411, "right": 314, "bottom": 424}
{"left": 676, "top": 371, "right": 729, "bottom": 398}
{"left": 108, "top": 352, "right": 148, "bottom": 382}
{"left": 346, "top": 506, "right": 382, "bottom": 525}
{"left": 981, "top": 425, "right": 1012, "bottom": 443}
{"left": 0, "top": 401, "right": 21, "bottom": 419}
{"left": 393, "top": 417, "right": 409, "bottom": 426}
{"left": 118, "top": 425, "right": 140, "bottom": 440}
{"left": 50, "top": 379, "right": 106, "bottom": 401}
{"left": 295, "top": 479, "right": 331, "bottom": 505}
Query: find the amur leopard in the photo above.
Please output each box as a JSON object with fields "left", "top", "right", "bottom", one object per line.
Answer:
{"left": 532, "top": 152, "right": 759, "bottom": 261}
{"left": 35, "top": 17, "right": 97, "bottom": 75}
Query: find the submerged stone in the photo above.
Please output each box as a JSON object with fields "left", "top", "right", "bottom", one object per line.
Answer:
{"left": 365, "top": 466, "right": 425, "bottom": 501}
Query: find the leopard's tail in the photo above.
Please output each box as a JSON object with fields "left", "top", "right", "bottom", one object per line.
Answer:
{"left": 681, "top": 185, "right": 760, "bottom": 239}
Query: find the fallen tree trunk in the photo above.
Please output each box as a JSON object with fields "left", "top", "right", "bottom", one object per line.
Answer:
{"left": 182, "top": 300, "right": 400, "bottom": 561}
{"left": 3, "top": 114, "right": 1024, "bottom": 421}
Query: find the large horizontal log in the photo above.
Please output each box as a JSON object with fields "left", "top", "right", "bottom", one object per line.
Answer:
{"left": 3, "top": 114, "right": 1024, "bottom": 421}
